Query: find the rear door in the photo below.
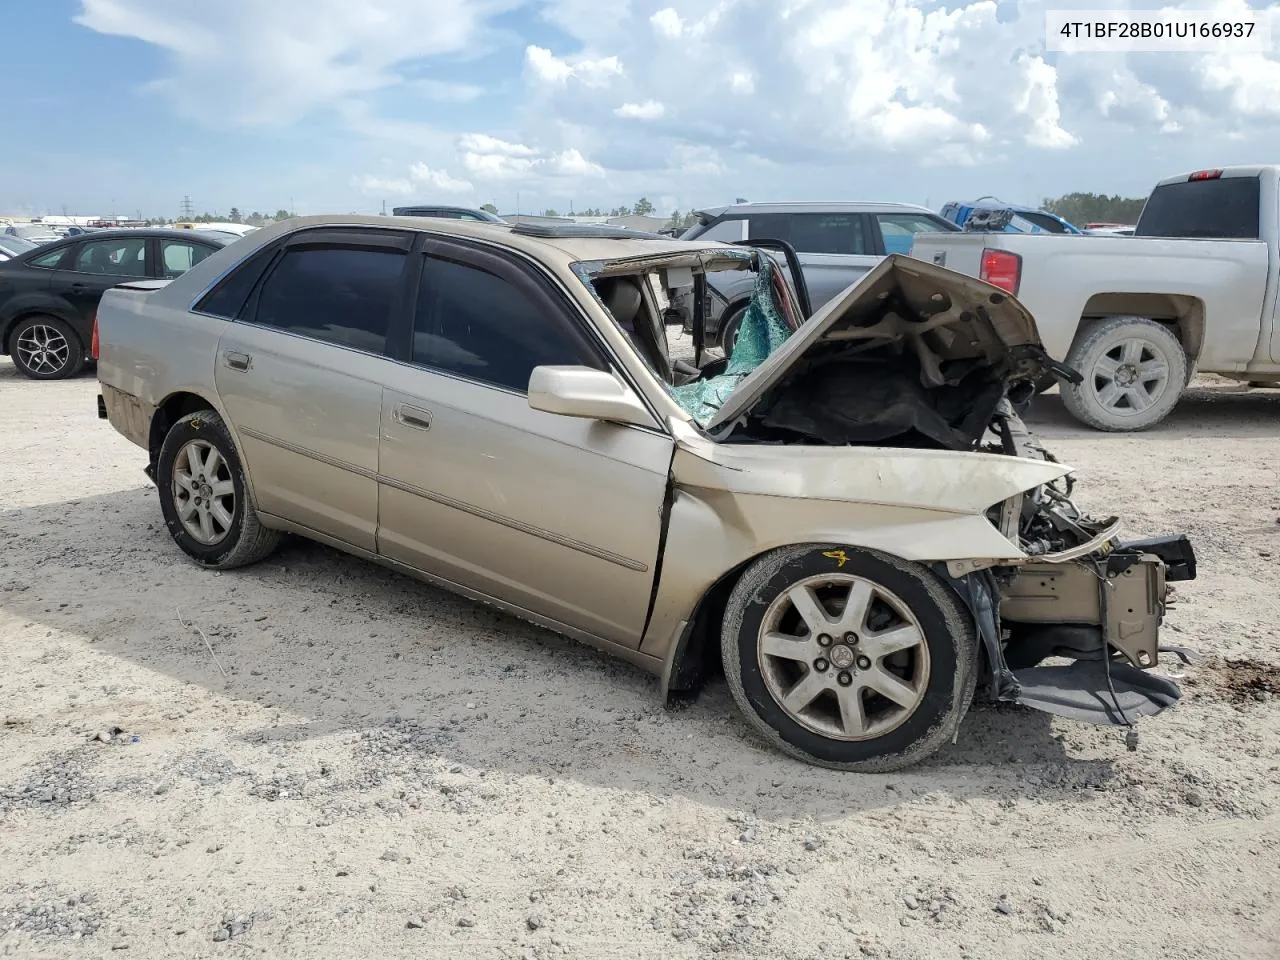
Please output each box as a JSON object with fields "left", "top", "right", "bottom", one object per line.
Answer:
{"left": 213, "top": 227, "right": 414, "bottom": 551}
{"left": 871, "top": 212, "right": 959, "bottom": 257}
{"left": 376, "top": 238, "right": 674, "bottom": 646}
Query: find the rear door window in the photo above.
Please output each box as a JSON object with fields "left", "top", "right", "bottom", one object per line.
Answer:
{"left": 250, "top": 246, "right": 408, "bottom": 355}
{"left": 874, "top": 213, "right": 954, "bottom": 254}
{"left": 1135, "top": 176, "right": 1261, "bottom": 239}
{"left": 747, "top": 213, "right": 868, "bottom": 254}
{"left": 159, "top": 240, "right": 216, "bottom": 278}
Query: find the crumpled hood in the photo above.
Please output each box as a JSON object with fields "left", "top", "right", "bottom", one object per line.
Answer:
{"left": 703, "top": 253, "right": 1050, "bottom": 434}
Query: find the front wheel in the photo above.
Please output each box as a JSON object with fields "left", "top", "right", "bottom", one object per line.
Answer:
{"left": 720, "top": 544, "right": 978, "bottom": 772}
{"left": 156, "top": 410, "right": 281, "bottom": 569}
{"left": 717, "top": 305, "right": 747, "bottom": 357}
{"left": 1061, "top": 316, "right": 1187, "bottom": 431}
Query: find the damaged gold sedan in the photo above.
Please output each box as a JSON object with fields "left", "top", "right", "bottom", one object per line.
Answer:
{"left": 96, "top": 215, "right": 1196, "bottom": 771}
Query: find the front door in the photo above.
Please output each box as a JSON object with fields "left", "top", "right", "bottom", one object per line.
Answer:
{"left": 51, "top": 236, "right": 150, "bottom": 325}
{"left": 376, "top": 240, "right": 674, "bottom": 646}
{"left": 213, "top": 228, "right": 414, "bottom": 551}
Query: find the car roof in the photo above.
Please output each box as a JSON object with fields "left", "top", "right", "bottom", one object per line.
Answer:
{"left": 229, "top": 214, "right": 726, "bottom": 266}
{"left": 1151, "top": 165, "right": 1273, "bottom": 187}
{"left": 695, "top": 201, "right": 942, "bottom": 217}
{"left": 17, "top": 228, "right": 231, "bottom": 260}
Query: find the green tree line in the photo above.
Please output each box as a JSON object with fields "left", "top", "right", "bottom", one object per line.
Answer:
{"left": 1042, "top": 192, "right": 1147, "bottom": 226}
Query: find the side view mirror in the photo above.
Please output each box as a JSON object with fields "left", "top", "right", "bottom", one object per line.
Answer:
{"left": 528, "top": 366, "right": 655, "bottom": 428}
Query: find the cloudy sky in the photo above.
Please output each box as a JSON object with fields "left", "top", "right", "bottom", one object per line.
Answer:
{"left": 2, "top": 0, "right": 1278, "bottom": 219}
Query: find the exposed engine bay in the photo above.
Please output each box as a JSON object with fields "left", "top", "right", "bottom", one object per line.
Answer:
{"left": 578, "top": 248, "right": 1199, "bottom": 730}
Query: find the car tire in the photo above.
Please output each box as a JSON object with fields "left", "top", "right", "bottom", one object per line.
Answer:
{"left": 717, "top": 304, "right": 747, "bottom": 358}
{"left": 156, "top": 410, "right": 281, "bottom": 569}
{"left": 720, "top": 544, "right": 979, "bottom": 772}
{"left": 9, "top": 315, "right": 85, "bottom": 380}
{"left": 1061, "top": 316, "right": 1187, "bottom": 432}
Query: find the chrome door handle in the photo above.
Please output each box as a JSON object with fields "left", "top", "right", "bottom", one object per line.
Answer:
{"left": 395, "top": 404, "right": 432, "bottom": 431}
{"left": 223, "top": 350, "right": 251, "bottom": 371}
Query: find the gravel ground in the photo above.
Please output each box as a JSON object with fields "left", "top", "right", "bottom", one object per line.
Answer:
{"left": 1, "top": 342, "right": 1278, "bottom": 960}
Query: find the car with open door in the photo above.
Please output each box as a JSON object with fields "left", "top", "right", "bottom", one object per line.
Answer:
{"left": 95, "top": 214, "right": 1195, "bottom": 771}
{"left": 0, "top": 228, "right": 229, "bottom": 379}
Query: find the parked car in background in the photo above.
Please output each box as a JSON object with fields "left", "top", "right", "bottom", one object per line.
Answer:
{"left": 95, "top": 214, "right": 1193, "bottom": 771}
{"left": 4, "top": 223, "right": 63, "bottom": 245}
{"left": 1082, "top": 223, "right": 1137, "bottom": 236}
{"left": 173, "top": 222, "right": 258, "bottom": 237}
{"left": 1, "top": 228, "right": 230, "bottom": 380}
{"left": 674, "top": 202, "right": 960, "bottom": 354}
{"left": 941, "top": 198, "right": 1083, "bottom": 235}
{"left": 391, "top": 204, "right": 506, "bottom": 223}
{"left": 910, "top": 166, "right": 1280, "bottom": 431}
{"left": 0, "top": 234, "right": 38, "bottom": 262}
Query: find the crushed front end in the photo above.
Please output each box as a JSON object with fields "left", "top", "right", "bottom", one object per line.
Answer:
{"left": 947, "top": 398, "right": 1198, "bottom": 726}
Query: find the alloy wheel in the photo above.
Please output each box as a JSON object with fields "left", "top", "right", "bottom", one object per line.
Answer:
{"left": 172, "top": 439, "right": 236, "bottom": 545}
{"left": 15, "top": 324, "right": 70, "bottom": 376}
{"left": 1090, "top": 337, "right": 1171, "bottom": 416}
{"left": 757, "top": 573, "right": 931, "bottom": 741}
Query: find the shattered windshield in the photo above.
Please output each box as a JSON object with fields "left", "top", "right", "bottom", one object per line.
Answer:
{"left": 667, "top": 257, "right": 795, "bottom": 425}
{"left": 572, "top": 246, "right": 801, "bottom": 426}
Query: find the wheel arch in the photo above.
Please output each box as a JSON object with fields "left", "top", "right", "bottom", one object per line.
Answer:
{"left": 654, "top": 507, "right": 1017, "bottom": 702}
{"left": 1072, "top": 293, "right": 1206, "bottom": 368}
{"left": 1, "top": 303, "right": 84, "bottom": 355}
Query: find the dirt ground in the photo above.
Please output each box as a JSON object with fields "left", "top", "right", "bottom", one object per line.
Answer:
{"left": 1, "top": 346, "right": 1278, "bottom": 960}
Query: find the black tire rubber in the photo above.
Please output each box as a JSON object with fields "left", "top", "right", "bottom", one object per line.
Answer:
{"left": 156, "top": 410, "right": 281, "bottom": 569}
{"left": 9, "top": 315, "right": 85, "bottom": 380}
{"left": 1060, "top": 316, "right": 1187, "bottom": 432}
{"left": 717, "top": 304, "right": 747, "bottom": 357}
{"left": 720, "top": 544, "right": 979, "bottom": 772}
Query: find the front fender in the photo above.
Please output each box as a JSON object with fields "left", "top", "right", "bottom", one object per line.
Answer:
{"left": 639, "top": 486, "right": 1025, "bottom": 661}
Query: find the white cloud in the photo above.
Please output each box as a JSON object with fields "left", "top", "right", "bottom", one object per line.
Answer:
{"left": 457, "top": 133, "right": 538, "bottom": 157}
{"left": 354, "top": 175, "right": 414, "bottom": 196}
{"left": 650, "top": 8, "right": 683, "bottom": 38}
{"left": 524, "top": 45, "right": 623, "bottom": 87}
{"left": 68, "top": 0, "right": 1280, "bottom": 213}
{"left": 615, "top": 100, "right": 665, "bottom": 120}
{"left": 1013, "top": 55, "right": 1077, "bottom": 149}
{"left": 75, "top": 0, "right": 520, "bottom": 125}
{"left": 459, "top": 139, "right": 605, "bottom": 181}
{"left": 408, "top": 162, "right": 473, "bottom": 192}
{"left": 413, "top": 79, "right": 485, "bottom": 102}
{"left": 356, "top": 162, "right": 473, "bottom": 196}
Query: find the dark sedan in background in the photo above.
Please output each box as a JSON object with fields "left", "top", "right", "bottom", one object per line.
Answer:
{"left": 0, "top": 228, "right": 230, "bottom": 379}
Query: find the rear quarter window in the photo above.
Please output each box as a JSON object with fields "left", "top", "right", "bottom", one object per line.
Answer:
{"left": 1136, "top": 176, "right": 1261, "bottom": 239}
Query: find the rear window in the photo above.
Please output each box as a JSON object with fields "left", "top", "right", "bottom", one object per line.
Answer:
{"left": 1135, "top": 176, "right": 1261, "bottom": 239}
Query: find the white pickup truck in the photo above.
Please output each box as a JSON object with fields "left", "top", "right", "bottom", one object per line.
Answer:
{"left": 909, "top": 165, "right": 1280, "bottom": 431}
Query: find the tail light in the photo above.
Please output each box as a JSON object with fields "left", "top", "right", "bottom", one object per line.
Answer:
{"left": 979, "top": 248, "right": 1022, "bottom": 295}
{"left": 90, "top": 314, "right": 99, "bottom": 360}
{"left": 1188, "top": 169, "right": 1222, "bottom": 181}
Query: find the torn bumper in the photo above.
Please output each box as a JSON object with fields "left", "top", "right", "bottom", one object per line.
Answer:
{"left": 940, "top": 533, "right": 1198, "bottom": 727}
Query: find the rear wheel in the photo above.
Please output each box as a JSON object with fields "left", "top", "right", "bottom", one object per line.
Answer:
{"left": 156, "top": 410, "right": 281, "bottom": 569}
{"left": 10, "top": 316, "right": 84, "bottom": 380}
{"left": 1061, "top": 316, "right": 1187, "bottom": 431}
{"left": 720, "top": 544, "right": 978, "bottom": 771}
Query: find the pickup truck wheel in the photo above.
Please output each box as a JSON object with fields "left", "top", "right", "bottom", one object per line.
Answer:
{"left": 10, "top": 316, "right": 85, "bottom": 380}
{"left": 720, "top": 544, "right": 978, "bottom": 771}
{"left": 156, "top": 410, "right": 281, "bottom": 569}
{"left": 1061, "top": 317, "right": 1187, "bottom": 432}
